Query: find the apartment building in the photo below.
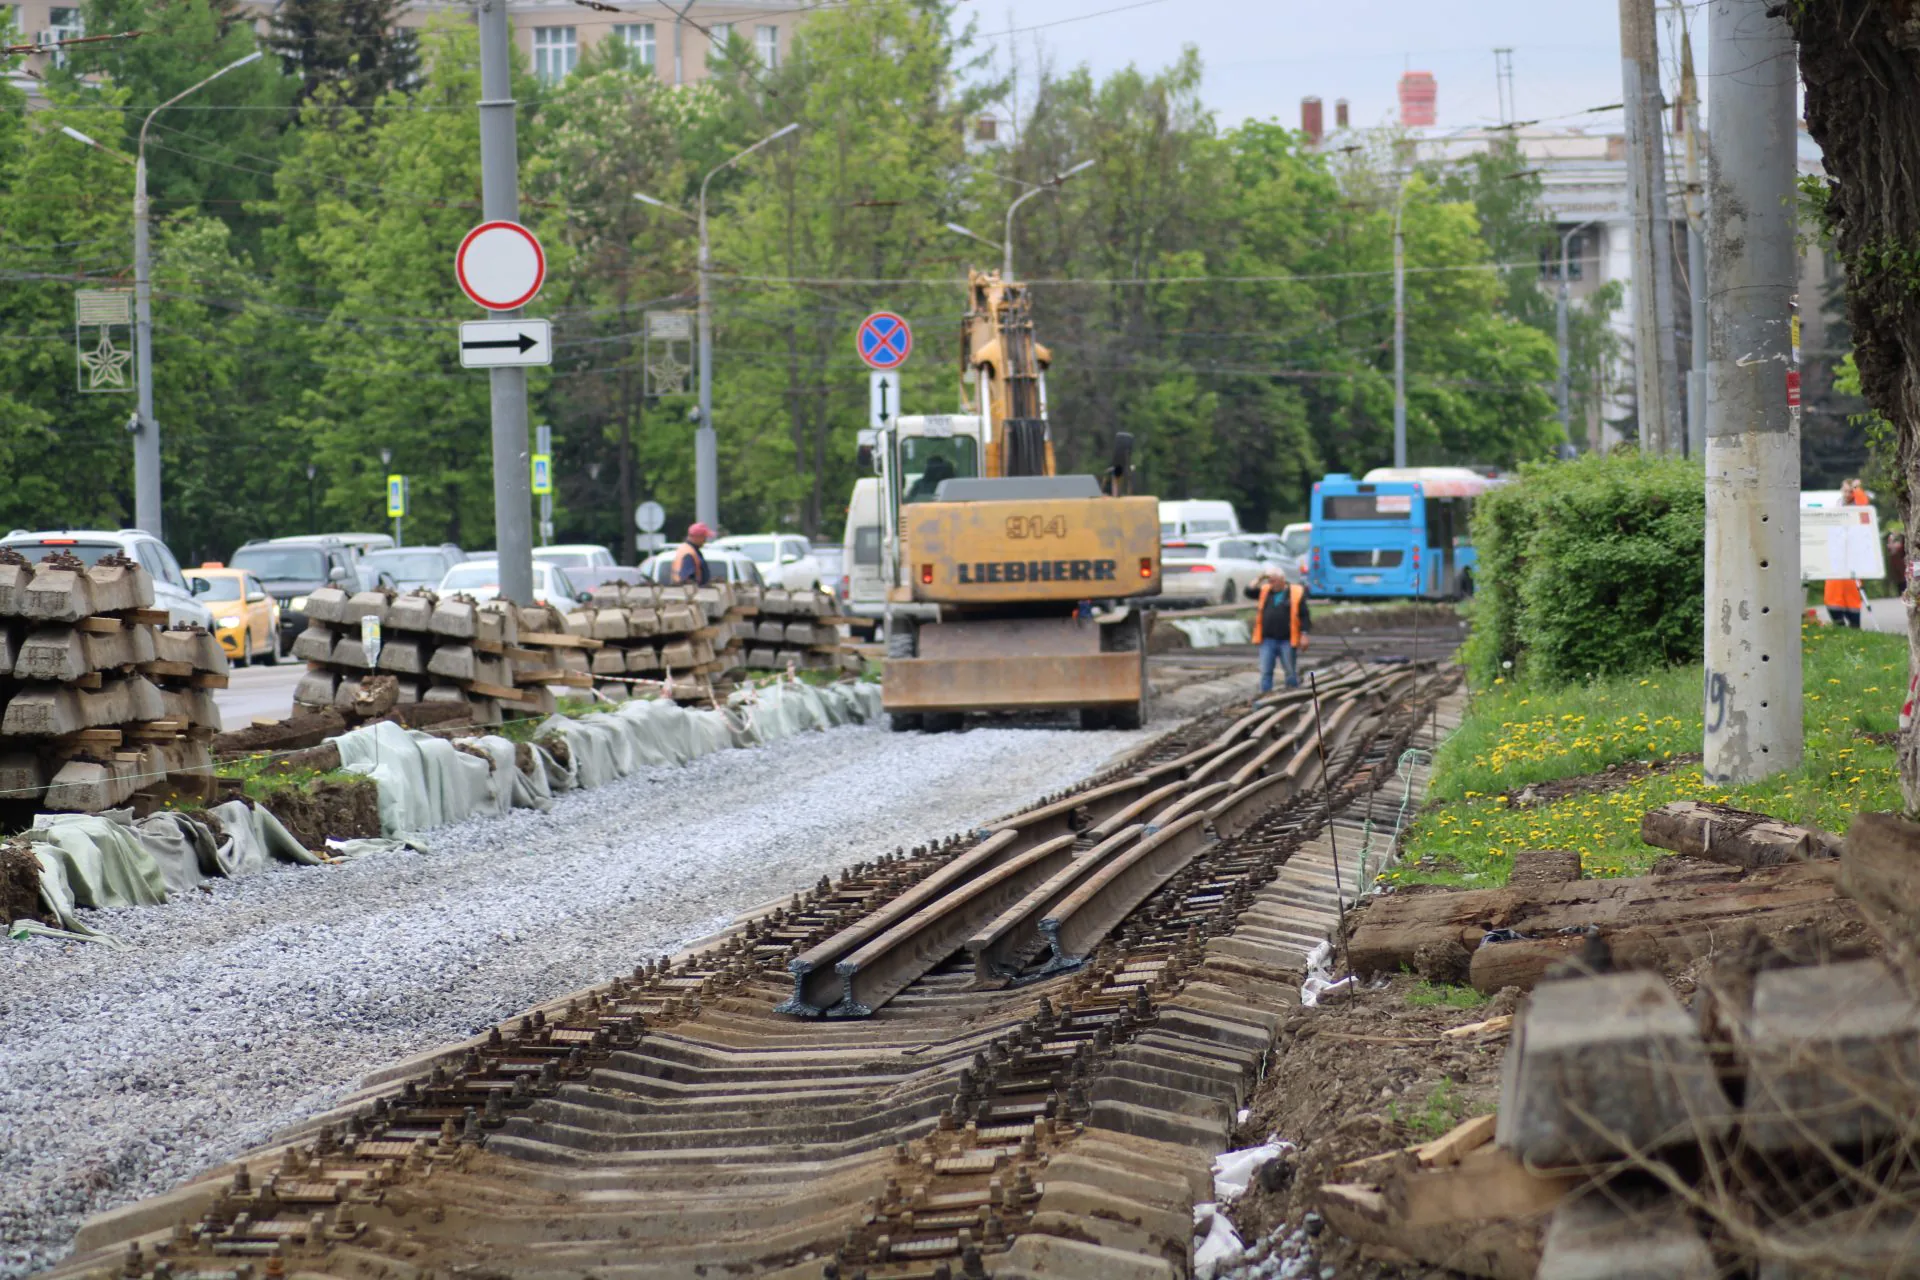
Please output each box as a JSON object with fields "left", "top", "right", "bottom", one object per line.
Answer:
{"left": 5, "top": 1, "right": 811, "bottom": 88}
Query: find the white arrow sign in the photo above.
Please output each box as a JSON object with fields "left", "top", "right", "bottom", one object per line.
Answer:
{"left": 459, "top": 319, "right": 552, "bottom": 368}
{"left": 870, "top": 370, "right": 895, "bottom": 429}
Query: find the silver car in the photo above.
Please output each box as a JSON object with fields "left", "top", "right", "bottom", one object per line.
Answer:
{"left": 1, "top": 528, "right": 215, "bottom": 627}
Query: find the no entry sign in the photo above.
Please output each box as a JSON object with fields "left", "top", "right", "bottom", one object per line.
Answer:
{"left": 456, "top": 220, "right": 546, "bottom": 311}
{"left": 856, "top": 311, "right": 912, "bottom": 370}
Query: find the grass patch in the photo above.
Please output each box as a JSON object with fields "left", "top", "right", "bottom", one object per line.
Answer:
{"left": 1391, "top": 1078, "right": 1468, "bottom": 1140}
{"left": 1405, "top": 980, "right": 1490, "bottom": 1010}
{"left": 1399, "top": 624, "right": 1904, "bottom": 886}
{"left": 214, "top": 753, "right": 360, "bottom": 803}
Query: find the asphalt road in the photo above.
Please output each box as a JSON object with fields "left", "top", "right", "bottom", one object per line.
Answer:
{"left": 212, "top": 662, "right": 305, "bottom": 730}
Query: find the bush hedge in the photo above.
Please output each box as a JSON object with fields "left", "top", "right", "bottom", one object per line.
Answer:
{"left": 1463, "top": 451, "right": 1704, "bottom": 686}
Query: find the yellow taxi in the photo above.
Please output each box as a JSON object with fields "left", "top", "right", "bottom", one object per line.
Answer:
{"left": 185, "top": 565, "right": 281, "bottom": 666}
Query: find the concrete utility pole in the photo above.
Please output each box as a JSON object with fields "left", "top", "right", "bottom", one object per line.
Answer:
{"left": 1619, "top": 0, "right": 1683, "bottom": 454}
{"left": 1678, "top": 9, "right": 1709, "bottom": 458}
{"left": 1393, "top": 201, "right": 1407, "bottom": 468}
{"left": 1703, "top": 0, "right": 1801, "bottom": 782}
{"left": 478, "top": 0, "right": 534, "bottom": 604}
{"left": 128, "top": 49, "right": 261, "bottom": 537}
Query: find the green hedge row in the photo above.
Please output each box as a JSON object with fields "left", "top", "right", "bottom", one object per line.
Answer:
{"left": 1464, "top": 452, "right": 1705, "bottom": 686}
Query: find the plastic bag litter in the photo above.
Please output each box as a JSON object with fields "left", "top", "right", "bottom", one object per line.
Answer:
{"left": 1213, "top": 1138, "right": 1293, "bottom": 1203}
{"left": 1299, "top": 939, "right": 1356, "bottom": 1007}
{"left": 1193, "top": 1201, "right": 1246, "bottom": 1278}
{"left": 1170, "top": 617, "right": 1253, "bottom": 649}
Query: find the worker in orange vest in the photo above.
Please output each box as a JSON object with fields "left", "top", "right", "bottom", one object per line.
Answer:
{"left": 1245, "top": 568, "right": 1311, "bottom": 692}
{"left": 1826, "top": 482, "right": 1870, "bottom": 627}
{"left": 671, "top": 523, "right": 714, "bottom": 585}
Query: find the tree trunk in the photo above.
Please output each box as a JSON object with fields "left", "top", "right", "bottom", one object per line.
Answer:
{"left": 1790, "top": 1, "right": 1920, "bottom": 810}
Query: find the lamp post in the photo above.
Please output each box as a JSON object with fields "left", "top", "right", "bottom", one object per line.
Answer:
{"left": 1557, "top": 219, "right": 1600, "bottom": 448}
{"left": 128, "top": 50, "right": 261, "bottom": 538}
{"left": 305, "top": 463, "right": 318, "bottom": 534}
{"left": 380, "top": 448, "right": 401, "bottom": 547}
{"left": 634, "top": 122, "right": 798, "bottom": 531}
{"left": 953, "top": 158, "right": 1095, "bottom": 281}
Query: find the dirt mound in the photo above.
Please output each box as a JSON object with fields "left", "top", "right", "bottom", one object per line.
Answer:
{"left": 261, "top": 778, "right": 381, "bottom": 851}
{"left": 1, "top": 839, "right": 47, "bottom": 925}
{"left": 1228, "top": 974, "right": 1517, "bottom": 1276}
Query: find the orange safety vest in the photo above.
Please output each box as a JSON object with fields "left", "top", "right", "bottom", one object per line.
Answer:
{"left": 1825, "top": 577, "right": 1864, "bottom": 611}
{"left": 671, "top": 542, "right": 707, "bottom": 584}
{"left": 1251, "top": 581, "right": 1305, "bottom": 646}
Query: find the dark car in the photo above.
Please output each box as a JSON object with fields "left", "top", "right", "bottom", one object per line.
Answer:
{"left": 229, "top": 537, "right": 359, "bottom": 650}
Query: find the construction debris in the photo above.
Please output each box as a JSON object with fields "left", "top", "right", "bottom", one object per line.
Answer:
{"left": 739, "top": 584, "right": 865, "bottom": 675}
{"left": 1640, "top": 800, "right": 1843, "bottom": 869}
{"left": 0, "top": 550, "right": 220, "bottom": 816}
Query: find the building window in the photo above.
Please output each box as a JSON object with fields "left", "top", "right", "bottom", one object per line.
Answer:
{"left": 708, "top": 22, "right": 732, "bottom": 61}
{"left": 614, "top": 22, "right": 655, "bottom": 69}
{"left": 1541, "top": 227, "right": 1597, "bottom": 282}
{"left": 42, "top": 6, "right": 83, "bottom": 66}
{"left": 532, "top": 26, "right": 577, "bottom": 85}
{"left": 755, "top": 24, "right": 778, "bottom": 67}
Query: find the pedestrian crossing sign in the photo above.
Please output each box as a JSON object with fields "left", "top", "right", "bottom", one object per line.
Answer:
{"left": 386, "top": 474, "right": 407, "bottom": 519}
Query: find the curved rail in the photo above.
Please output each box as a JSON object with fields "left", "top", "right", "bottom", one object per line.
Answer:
{"left": 965, "top": 824, "right": 1147, "bottom": 984}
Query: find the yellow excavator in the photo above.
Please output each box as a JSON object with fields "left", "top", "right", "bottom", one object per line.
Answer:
{"left": 879, "top": 269, "right": 1161, "bottom": 731}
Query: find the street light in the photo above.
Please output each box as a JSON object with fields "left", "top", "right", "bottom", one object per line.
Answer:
{"left": 1556, "top": 219, "right": 1601, "bottom": 449}
{"left": 130, "top": 49, "right": 262, "bottom": 538}
{"left": 997, "top": 158, "right": 1094, "bottom": 280}
{"left": 943, "top": 221, "right": 1002, "bottom": 252}
{"left": 632, "top": 121, "right": 799, "bottom": 530}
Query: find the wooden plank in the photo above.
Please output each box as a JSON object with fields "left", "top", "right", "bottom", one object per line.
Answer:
{"left": 504, "top": 645, "right": 544, "bottom": 664}
{"left": 514, "top": 667, "right": 565, "bottom": 685}
{"left": 1410, "top": 1114, "right": 1497, "bottom": 1169}
{"left": 251, "top": 715, "right": 283, "bottom": 728}
{"left": 518, "top": 630, "right": 602, "bottom": 650}
{"left": 472, "top": 637, "right": 504, "bottom": 655}
{"left": 190, "top": 672, "right": 230, "bottom": 689}
{"left": 60, "top": 728, "right": 123, "bottom": 748}
{"left": 1441, "top": 1015, "right": 1514, "bottom": 1041}
{"left": 125, "top": 608, "right": 170, "bottom": 626}
{"left": 462, "top": 680, "right": 521, "bottom": 701}
{"left": 1390, "top": 1144, "right": 1575, "bottom": 1227}
{"left": 77, "top": 616, "right": 123, "bottom": 634}
{"left": 139, "top": 659, "right": 194, "bottom": 678}
{"left": 72, "top": 671, "right": 103, "bottom": 690}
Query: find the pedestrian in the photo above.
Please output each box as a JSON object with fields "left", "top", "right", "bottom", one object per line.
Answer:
{"left": 1826, "top": 573, "right": 1864, "bottom": 628}
{"left": 1845, "top": 478, "right": 1872, "bottom": 507}
{"left": 671, "top": 522, "right": 714, "bottom": 585}
{"left": 1245, "top": 568, "right": 1310, "bottom": 693}
{"left": 1887, "top": 532, "right": 1908, "bottom": 599}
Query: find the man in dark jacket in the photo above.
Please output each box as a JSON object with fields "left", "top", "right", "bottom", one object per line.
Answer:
{"left": 1244, "top": 569, "right": 1311, "bottom": 692}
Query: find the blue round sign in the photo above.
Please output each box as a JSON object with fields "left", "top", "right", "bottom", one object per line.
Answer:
{"left": 856, "top": 311, "right": 913, "bottom": 370}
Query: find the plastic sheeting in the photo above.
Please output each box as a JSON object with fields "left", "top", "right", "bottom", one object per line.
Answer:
{"left": 329, "top": 681, "right": 884, "bottom": 838}
{"left": 23, "top": 802, "right": 319, "bottom": 934}
{"left": 1170, "top": 617, "right": 1252, "bottom": 648}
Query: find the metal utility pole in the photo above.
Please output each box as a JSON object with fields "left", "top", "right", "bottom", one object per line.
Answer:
{"left": 125, "top": 49, "right": 261, "bottom": 537}
{"left": 1619, "top": 0, "right": 1683, "bottom": 454}
{"left": 1557, "top": 220, "right": 1599, "bottom": 445}
{"left": 1392, "top": 192, "right": 1409, "bottom": 469}
{"left": 1677, "top": 10, "right": 1709, "bottom": 458}
{"left": 478, "top": 0, "right": 534, "bottom": 604}
{"left": 1703, "top": 0, "right": 1800, "bottom": 783}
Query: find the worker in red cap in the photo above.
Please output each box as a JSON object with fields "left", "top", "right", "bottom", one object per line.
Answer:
{"left": 671, "top": 522, "right": 714, "bottom": 585}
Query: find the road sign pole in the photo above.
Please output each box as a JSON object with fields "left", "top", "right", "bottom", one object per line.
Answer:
{"left": 478, "top": 0, "right": 534, "bottom": 605}
{"left": 695, "top": 208, "right": 717, "bottom": 529}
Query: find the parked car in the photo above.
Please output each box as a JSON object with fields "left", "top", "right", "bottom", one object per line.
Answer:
{"left": 310, "top": 532, "right": 395, "bottom": 556}
{"left": 569, "top": 566, "right": 653, "bottom": 594}
{"left": 1159, "top": 535, "right": 1271, "bottom": 606}
{"left": 229, "top": 536, "right": 361, "bottom": 651}
{"left": 710, "top": 533, "right": 825, "bottom": 590}
{"left": 533, "top": 543, "right": 616, "bottom": 571}
{"left": 435, "top": 559, "right": 588, "bottom": 607}
{"left": 361, "top": 545, "right": 465, "bottom": 592}
{"left": 1, "top": 528, "right": 215, "bottom": 628}
{"left": 1158, "top": 499, "right": 1242, "bottom": 541}
{"left": 185, "top": 567, "right": 280, "bottom": 665}
{"left": 637, "top": 548, "right": 766, "bottom": 587}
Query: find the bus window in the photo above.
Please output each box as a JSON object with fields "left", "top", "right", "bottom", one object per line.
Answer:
{"left": 901, "top": 436, "right": 980, "bottom": 503}
{"left": 1322, "top": 494, "right": 1412, "bottom": 521}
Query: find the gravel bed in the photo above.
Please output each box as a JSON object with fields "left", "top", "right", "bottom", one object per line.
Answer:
{"left": 0, "top": 716, "right": 1164, "bottom": 1277}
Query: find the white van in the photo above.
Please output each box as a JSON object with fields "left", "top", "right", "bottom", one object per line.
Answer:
{"left": 1158, "top": 499, "right": 1242, "bottom": 542}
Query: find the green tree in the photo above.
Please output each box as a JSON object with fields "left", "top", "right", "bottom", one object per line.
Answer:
{"left": 267, "top": 0, "right": 419, "bottom": 109}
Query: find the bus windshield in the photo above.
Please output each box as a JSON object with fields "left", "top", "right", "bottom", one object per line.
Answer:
{"left": 900, "top": 436, "right": 980, "bottom": 503}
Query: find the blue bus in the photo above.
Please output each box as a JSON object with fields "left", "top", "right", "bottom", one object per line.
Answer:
{"left": 1306, "top": 467, "right": 1491, "bottom": 599}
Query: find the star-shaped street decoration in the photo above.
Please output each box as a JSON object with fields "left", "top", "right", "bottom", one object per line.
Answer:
{"left": 78, "top": 329, "right": 132, "bottom": 390}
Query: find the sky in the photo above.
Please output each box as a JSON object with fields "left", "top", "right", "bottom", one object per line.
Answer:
{"left": 954, "top": 0, "right": 1646, "bottom": 135}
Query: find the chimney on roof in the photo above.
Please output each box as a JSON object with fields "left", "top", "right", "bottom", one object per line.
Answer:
{"left": 1301, "top": 96, "right": 1324, "bottom": 144}
{"left": 1335, "top": 98, "right": 1349, "bottom": 129}
{"left": 1398, "top": 71, "right": 1436, "bottom": 127}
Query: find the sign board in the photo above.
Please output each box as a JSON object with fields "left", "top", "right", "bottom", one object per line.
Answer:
{"left": 531, "top": 453, "right": 553, "bottom": 497}
{"left": 634, "top": 500, "right": 665, "bottom": 533}
{"left": 386, "top": 475, "right": 407, "bottom": 519}
{"left": 646, "top": 311, "right": 693, "bottom": 341}
{"left": 635, "top": 532, "right": 667, "bottom": 553}
{"left": 855, "top": 311, "right": 912, "bottom": 370}
{"left": 1802, "top": 505, "right": 1885, "bottom": 582}
{"left": 1376, "top": 494, "right": 1413, "bottom": 514}
{"left": 361, "top": 616, "right": 383, "bottom": 669}
{"left": 869, "top": 370, "right": 896, "bottom": 429}
{"left": 455, "top": 220, "right": 546, "bottom": 311}
{"left": 75, "top": 289, "right": 134, "bottom": 393}
{"left": 459, "top": 319, "right": 551, "bottom": 368}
